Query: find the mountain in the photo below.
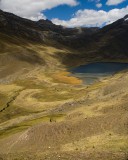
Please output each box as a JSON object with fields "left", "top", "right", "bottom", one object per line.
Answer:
{"left": 0, "top": 10, "right": 128, "bottom": 160}
{"left": 78, "top": 14, "right": 128, "bottom": 60}
{"left": 0, "top": 9, "right": 128, "bottom": 66}
{"left": 0, "top": 9, "right": 128, "bottom": 83}
{"left": 0, "top": 9, "right": 98, "bottom": 43}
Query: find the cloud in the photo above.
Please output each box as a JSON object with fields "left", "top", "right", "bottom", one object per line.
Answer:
{"left": 0, "top": 0, "right": 78, "bottom": 20}
{"left": 52, "top": 6, "right": 128, "bottom": 27}
{"left": 88, "top": 0, "right": 102, "bottom": 8}
{"left": 96, "top": 3, "right": 102, "bottom": 8}
{"left": 106, "top": 0, "right": 126, "bottom": 6}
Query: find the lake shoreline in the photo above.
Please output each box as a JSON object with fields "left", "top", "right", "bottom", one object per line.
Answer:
{"left": 69, "top": 62, "right": 128, "bottom": 85}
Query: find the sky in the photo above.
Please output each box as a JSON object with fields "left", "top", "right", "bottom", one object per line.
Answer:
{"left": 0, "top": 0, "right": 128, "bottom": 27}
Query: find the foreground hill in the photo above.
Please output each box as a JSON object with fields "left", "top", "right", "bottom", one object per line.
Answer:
{"left": 0, "top": 10, "right": 128, "bottom": 160}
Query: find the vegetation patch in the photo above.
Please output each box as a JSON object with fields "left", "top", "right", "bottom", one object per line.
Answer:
{"left": 0, "top": 114, "right": 65, "bottom": 138}
{"left": 0, "top": 125, "right": 29, "bottom": 139}
{"left": 52, "top": 71, "right": 82, "bottom": 85}
{"left": 33, "top": 90, "right": 76, "bottom": 102}
{"left": 62, "top": 133, "right": 128, "bottom": 152}
{"left": 0, "top": 104, "right": 34, "bottom": 123}
{"left": 15, "top": 79, "right": 47, "bottom": 89}
{"left": 0, "top": 93, "right": 9, "bottom": 111}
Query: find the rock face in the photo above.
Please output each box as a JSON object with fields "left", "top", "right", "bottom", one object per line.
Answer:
{"left": 93, "top": 15, "right": 128, "bottom": 59}
{"left": 0, "top": 9, "right": 128, "bottom": 61}
{"left": 59, "top": 14, "right": 128, "bottom": 60}
{"left": 0, "top": 10, "right": 45, "bottom": 42}
{"left": 0, "top": 14, "right": 8, "bottom": 27}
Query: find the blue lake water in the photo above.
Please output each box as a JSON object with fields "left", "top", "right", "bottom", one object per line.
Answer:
{"left": 70, "top": 62, "right": 128, "bottom": 85}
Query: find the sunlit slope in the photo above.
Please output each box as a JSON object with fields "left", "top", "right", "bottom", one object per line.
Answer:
{"left": 0, "top": 32, "right": 74, "bottom": 82}
{"left": 0, "top": 32, "right": 82, "bottom": 125}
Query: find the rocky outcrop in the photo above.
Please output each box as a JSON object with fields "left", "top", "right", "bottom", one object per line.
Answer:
{"left": 0, "top": 10, "right": 45, "bottom": 42}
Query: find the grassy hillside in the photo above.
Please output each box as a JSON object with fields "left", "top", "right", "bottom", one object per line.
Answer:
{"left": 0, "top": 66, "right": 128, "bottom": 160}
{"left": 0, "top": 34, "right": 128, "bottom": 160}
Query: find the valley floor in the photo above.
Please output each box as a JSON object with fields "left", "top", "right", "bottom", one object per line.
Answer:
{"left": 0, "top": 66, "right": 128, "bottom": 160}
{"left": 0, "top": 32, "right": 128, "bottom": 159}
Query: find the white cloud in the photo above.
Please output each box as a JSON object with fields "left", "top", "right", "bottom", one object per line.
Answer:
{"left": 0, "top": 0, "right": 78, "bottom": 20}
{"left": 96, "top": 3, "right": 102, "bottom": 8}
{"left": 88, "top": 0, "right": 102, "bottom": 9}
{"left": 52, "top": 6, "right": 128, "bottom": 27}
{"left": 106, "top": 0, "right": 126, "bottom": 6}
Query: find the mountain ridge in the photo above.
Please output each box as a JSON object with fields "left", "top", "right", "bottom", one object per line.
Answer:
{"left": 0, "top": 9, "right": 99, "bottom": 42}
{"left": 0, "top": 9, "right": 128, "bottom": 64}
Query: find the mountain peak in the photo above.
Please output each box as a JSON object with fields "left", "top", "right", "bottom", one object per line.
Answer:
{"left": 37, "top": 19, "right": 53, "bottom": 25}
{"left": 124, "top": 15, "right": 128, "bottom": 21}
